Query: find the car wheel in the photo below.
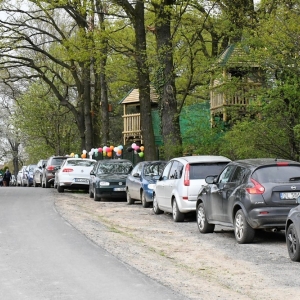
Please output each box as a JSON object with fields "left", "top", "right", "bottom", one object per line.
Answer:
{"left": 234, "top": 209, "right": 255, "bottom": 244}
{"left": 89, "top": 186, "right": 94, "bottom": 198}
{"left": 94, "top": 188, "right": 101, "bottom": 201}
{"left": 172, "top": 199, "right": 185, "bottom": 222}
{"left": 141, "top": 191, "right": 150, "bottom": 208}
{"left": 153, "top": 193, "right": 163, "bottom": 215}
{"left": 196, "top": 202, "right": 215, "bottom": 233}
{"left": 57, "top": 184, "right": 64, "bottom": 193}
{"left": 126, "top": 189, "right": 135, "bottom": 205}
{"left": 286, "top": 223, "right": 300, "bottom": 262}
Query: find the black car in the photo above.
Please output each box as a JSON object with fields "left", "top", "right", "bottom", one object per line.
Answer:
{"left": 42, "top": 156, "right": 67, "bottom": 188}
{"left": 196, "top": 158, "right": 300, "bottom": 244}
{"left": 89, "top": 159, "right": 133, "bottom": 201}
{"left": 286, "top": 197, "right": 300, "bottom": 262}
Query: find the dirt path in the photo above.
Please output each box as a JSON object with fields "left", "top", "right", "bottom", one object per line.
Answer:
{"left": 53, "top": 192, "right": 300, "bottom": 300}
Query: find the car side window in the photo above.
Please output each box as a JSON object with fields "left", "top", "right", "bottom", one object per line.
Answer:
{"left": 230, "top": 166, "right": 247, "bottom": 183}
{"left": 169, "top": 161, "right": 183, "bottom": 179}
{"left": 218, "top": 165, "right": 236, "bottom": 183}
{"left": 161, "top": 161, "right": 172, "bottom": 180}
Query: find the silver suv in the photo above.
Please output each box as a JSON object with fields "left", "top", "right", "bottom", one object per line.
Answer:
{"left": 153, "top": 155, "right": 231, "bottom": 222}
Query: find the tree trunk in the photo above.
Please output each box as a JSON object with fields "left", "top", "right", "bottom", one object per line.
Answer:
{"left": 154, "top": 1, "right": 182, "bottom": 159}
{"left": 134, "top": 1, "right": 156, "bottom": 160}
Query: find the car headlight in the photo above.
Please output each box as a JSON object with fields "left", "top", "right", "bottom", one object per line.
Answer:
{"left": 100, "top": 181, "right": 110, "bottom": 186}
{"left": 148, "top": 183, "right": 156, "bottom": 190}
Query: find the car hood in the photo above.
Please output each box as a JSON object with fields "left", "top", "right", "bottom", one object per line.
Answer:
{"left": 96, "top": 174, "right": 128, "bottom": 180}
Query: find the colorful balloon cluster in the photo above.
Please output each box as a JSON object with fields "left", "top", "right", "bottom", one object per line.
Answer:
{"left": 127, "top": 143, "right": 145, "bottom": 157}
{"left": 69, "top": 145, "right": 123, "bottom": 159}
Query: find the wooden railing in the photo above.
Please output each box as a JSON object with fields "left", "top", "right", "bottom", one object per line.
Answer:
{"left": 122, "top": 113, "right": 141, "bottom": 143}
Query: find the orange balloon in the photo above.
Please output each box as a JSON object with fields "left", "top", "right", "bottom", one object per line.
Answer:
{"left": 140, "top": 146, "right": 144, "bottom": 152}
{"left": 110, "top": 145, "right": 114, "bottom": 150}
{"left": 81, "top": 153, "right": 86, "bottom": 158}
{"left": 107, "top": 152, "right": 112, "bottom": 157}
{"left": 117, "top": 149, "right": 122, "bottom": 154}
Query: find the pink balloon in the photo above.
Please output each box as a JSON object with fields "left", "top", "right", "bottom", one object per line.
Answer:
{"left": 98, "top": 147, "right": 103, "bottom": 153}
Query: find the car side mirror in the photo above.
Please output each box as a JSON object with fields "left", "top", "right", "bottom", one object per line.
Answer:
{"left": 90, "top": 170, "right": 95, "bottom": 176}
{"left": 205, "top": 175, "right": 217, "bottom": 184}
{"left": 133, "top": 173, "right": 140, "bottom": 177}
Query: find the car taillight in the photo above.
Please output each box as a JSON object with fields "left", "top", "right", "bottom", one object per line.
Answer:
{"left": 246, "top": 178, "right": 265, "bottom": 194}
{"left": 63, "top": 168, "right": 73, "bottom": 172}
{"left": 184, "top": 164, "right": 190, "bottom": 186}
{"left": 47, "top": 165, "right": 55, "bottom": 171}
{"left": 276, "top": 162, "right": 288, "bottom": 166}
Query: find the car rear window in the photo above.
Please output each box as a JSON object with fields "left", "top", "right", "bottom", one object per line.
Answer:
{"left": 51, "top": 158, "right": 66, "bottom": 165}
{"left": 66, "top": 160, "right": 95, "bottom": 167}
{"left": 96, "top": 162, "right": 133, "bottom": 174}
{"left": 252, "top": 165, "right": 300, "bottom": 183}
{"left": 190, "top": 162, "right": 229, "bottom": 180}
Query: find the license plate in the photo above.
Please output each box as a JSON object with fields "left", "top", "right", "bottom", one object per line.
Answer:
{"left": 280, "top": 192, "right": 300, "bottom": 200}
{"left": 114, "top": 187, "right": 126, "bottom": 191}
{"left": 75, "top": 178, "right": 89, "bottom": 183}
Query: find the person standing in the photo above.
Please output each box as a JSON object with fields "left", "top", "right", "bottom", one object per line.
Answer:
{"left": 3, "top": 169, "right": 12, "bottom": 187}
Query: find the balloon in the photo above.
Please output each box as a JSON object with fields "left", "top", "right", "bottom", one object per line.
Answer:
{"left": 70, "top": 152, "right": 75, "bottom": 157}
{"left": 131, "top": 143, "right": 136, "bottom": 149}
{"left": 138, "top": 152, "right": 144, "bottom": 157}
{"left": 94, "top": 152, "right": 98, "bottom": 157}
{"left": 106, "top": 147, "right": 112, "bottom": 152}
{"left": 117, "top": 149, "right": 122, "bottom": 155}
{"left": 81, "top": 153, "right": 86, "bottom": 158}
{"left": 136, "top": 148, "right": 141, "bottom": 153}
{"left": 103, "top": 151, "right": 106, "bottom": 156}
{"left": 118, "top": 145, "right": 123, "bottom": 150}
{"left": 127, "top": 147, "right": 133, "bottom": 152}
{"left": 107, "top": 152, "right": 112, "bottom": 157}
{"left": 116, "top": 152, "right": 121, "bottom": 156}
{"left": 75, "top": 154, "right": 79, "bottom": 158}
{"left": 110, "top": 145, "right": 114, "bottom": 150}
{"left": 83, "top": 150, "right": 87, "bottom": 154}
{"left": 94, "top": 148, "right": 98, "bottom": 153}
{"left": 98, "top": 147, "right": 103, "bottom": 153}
{"left": 103, "top": 146, "right": 107, "bottom": 151}
{"left": 140, "top": 146, "right": 144, "bottom": 152}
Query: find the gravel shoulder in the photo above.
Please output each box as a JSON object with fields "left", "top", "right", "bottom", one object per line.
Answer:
{"left": 53, "top": 191, "right": 300, "bottom": 300}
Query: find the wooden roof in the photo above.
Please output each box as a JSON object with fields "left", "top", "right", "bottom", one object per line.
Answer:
{"left": 119, "top": 87, "right": 159, "bottom": 105}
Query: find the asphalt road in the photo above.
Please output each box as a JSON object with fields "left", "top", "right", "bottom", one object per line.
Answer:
{"left": 0, "top": 187, "right": 188, "bottom": 300}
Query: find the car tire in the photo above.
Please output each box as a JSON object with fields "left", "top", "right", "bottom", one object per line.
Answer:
{"left": 286, "top": 223, "right": 300, "bottom": 262}
{"left": 89, "top": 186, "right": 94, "bottom": 198}
{"left": 126, "top": 189, "right": 135, "bottom": 205}
{"left": 153, "top": 193, "right": 163, "bottom": 215}
{"left": 172, "top": 199, "right": 185, "bottom": 222}
{"left": 234, "top": 209, "right": 255, "bottom": 244}
{"left": 94, "top": 188, "right": 101, "bottom": 201}
{"left": 141, "top": 191, "right": 150, "bottom": 208}
{"left": 57, "top": 184, "right": 64, "bottom": 193}
{"left": 196, "top": 202, "right": 215, "bottom": 233}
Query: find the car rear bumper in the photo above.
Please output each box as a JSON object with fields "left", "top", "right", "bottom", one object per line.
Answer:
{"left": 247, "top": 206, "right": 295, "bottom": 229}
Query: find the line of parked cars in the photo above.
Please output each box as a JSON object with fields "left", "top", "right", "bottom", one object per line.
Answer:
{"left": 17, "top": 154, "right": 300, "bottom": 262}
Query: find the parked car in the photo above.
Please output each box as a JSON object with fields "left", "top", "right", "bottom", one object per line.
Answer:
{"left": 196, "top": 158, "right": 300, "bottom": 244}
{"left": 55, "top": 158, "right": 96, "bottom": 193}
{"left": 33, "top": 159, "right": 47, "bottom": 187}
{"left": 286, "top": 197, "right": 300, "bottom": 262}
{"left": 0, "top": 175, "right": 3, "bottom": 186}
{"left": 23, "top": 164, "right": 37, "bottom": 187}
{"left": 89, "top": 159, "right": 133, "bottom": 201}
{"left": 42, "top": 156, "right": 67, "bottom": 188}
{"left": 10, "top": 175, "right": 17, "bottom": 186}
{"left": 126, "top": 161, "right": 166, "bottom": 207}
{"left": 17, "top": 166, "right": 27, "bottom": 186}
{"left": 153, "top": 155, "right": 231, "bottom": 222}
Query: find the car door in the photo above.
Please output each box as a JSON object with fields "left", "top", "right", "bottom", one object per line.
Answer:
{"left": 160, "top": 161, "right": 181, "bottom": 211}
{"left": 155, "top": 161, "right": 173, "bottom": 210}
{"left": 128, "top": 163, "right": 143, "bottom": 200}
{"left": 222, "top": 166, "right": 248, "bottom": 223}
{"left": 206, "top": 165, "right": 236, "bottom": 222}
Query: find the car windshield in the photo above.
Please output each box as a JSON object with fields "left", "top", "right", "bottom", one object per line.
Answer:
{"left": 51, "top": 158, "right": 66, "bottom": 165}
{"left": 96, "top": 162, "right": 132, "bottom": 174}
{"left": 253, "top": 165, "right": 300, "bottom": 183}
{"left": 66, "top": 160, "right": 95, "bottom": 167}
{"left": 29, "top": 165, "right": 37, "bottom": 171}
{"left": 143, "top": 163, "right": 166, "bottom": 178}
{"left": 190, "top": 162, "right": 229, "bottom": 179}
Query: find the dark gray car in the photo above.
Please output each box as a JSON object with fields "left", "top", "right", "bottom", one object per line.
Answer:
{"left": 196, "top": 158, "right": 300, "bottom": 244}
{"left": 286, "top": 197, "right": 300, "bottom": 262}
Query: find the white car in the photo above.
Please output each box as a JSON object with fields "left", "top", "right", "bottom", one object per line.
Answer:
{"left": 153, "top": 155, "right": 231, "bottom": 222}
{"left": 55, "top": 158, "right": 96, "bottom": 193}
